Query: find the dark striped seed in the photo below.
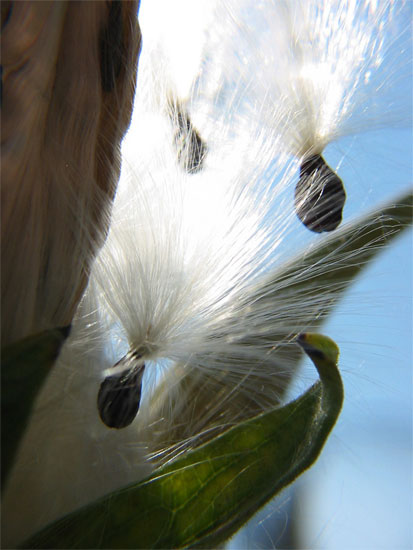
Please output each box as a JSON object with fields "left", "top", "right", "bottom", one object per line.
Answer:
{"left": 295, "top": 154, "right": 346, "bottom": 233}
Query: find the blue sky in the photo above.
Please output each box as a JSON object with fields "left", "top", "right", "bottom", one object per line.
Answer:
{"left": 294, "top": 127, "right": 412, "bottom": 549}
{"left": 229, "top": 0, "right": 412, "bottom": 545}
{"left": 229, "top": 122, "right": 412, "bottom": 550}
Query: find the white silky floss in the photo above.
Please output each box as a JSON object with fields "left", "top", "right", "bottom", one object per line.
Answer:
{"left": 206, "top": 0, "right": 411, "bottom": 158}
{"left": 2, "top": 1, "right": 411, "bottom": 547}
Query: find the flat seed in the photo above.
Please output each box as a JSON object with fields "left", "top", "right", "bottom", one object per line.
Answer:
{"left": 295, "top": 154, "right": 346, "bottom": 233}
{"left": 97, "top": 355, "right": 145, "bottom": 429}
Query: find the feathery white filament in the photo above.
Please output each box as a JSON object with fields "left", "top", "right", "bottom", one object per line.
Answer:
{"left": 200, "top": 0, "right": 410, "bottom": 157}
{"left": 2, "top": 1, "right": 411, "bottom": 547}
{"left": 90, "top": 105, "right": 297, "bottom": 403}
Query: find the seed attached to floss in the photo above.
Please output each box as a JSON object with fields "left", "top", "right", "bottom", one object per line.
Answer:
{"left": 172, "top": 103, "right": 207, "bottom": 174}
{"left": 97, "top": 354, "right": 145, "bottom": 429}
{"left": 295, "top": 155, "right": 346, "bottom": 233}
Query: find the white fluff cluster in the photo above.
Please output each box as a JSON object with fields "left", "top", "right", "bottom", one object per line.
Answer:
{"left": 201, "top": 0, "right": 411, "bottom": 158}
{"left": 3, "top": 0, "right": 410, "bottom": 546}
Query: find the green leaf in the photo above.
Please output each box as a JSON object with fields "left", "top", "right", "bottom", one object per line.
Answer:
{"left": 22, "top": 333, "right": 343, "bottom": 550}
{"left": 260, "top": 189, "right": 413, "bottom": 317}
{"left": 143, "top": 190, "right": 413, "bottom": 452}
{"left": 1, "top": 326, "right": 71, "bottom": 488}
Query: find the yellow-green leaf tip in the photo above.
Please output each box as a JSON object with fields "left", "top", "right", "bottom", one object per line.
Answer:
{"left": 296, "top": 332, "right": 339, "bottom": 365}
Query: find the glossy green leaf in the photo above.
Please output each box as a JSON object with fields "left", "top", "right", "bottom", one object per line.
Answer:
{"left": 1, "top": 326, "right": 71, "bottom": 488}
{"left": 22, "top": 333, "right": 343, "bottom": 550}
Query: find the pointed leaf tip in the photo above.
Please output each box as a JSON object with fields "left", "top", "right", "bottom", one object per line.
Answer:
{"left": 297, "top": 332, "right": 340, "bottom": 365}
{"left": 1, "top": 326, "right": 71, "bottom": 488}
